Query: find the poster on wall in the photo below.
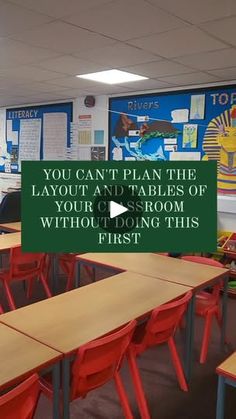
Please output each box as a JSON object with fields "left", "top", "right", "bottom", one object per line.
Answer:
{"left": 3, "top": 102, "right": 73, "bottom": 173}
{"left": 109, "top": 86, "right": 236, "bottom": 194}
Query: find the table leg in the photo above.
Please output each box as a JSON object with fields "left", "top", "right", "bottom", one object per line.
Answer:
{"left": 185, "top": 294, "right": 195, "bottom": 383}
{"left": 75, "top": 261, "right": 81, "bottom": 288}
{"left": 216, "top": 375, "right": 225, "bottom": 419}
{"left": 62, "top": 357, "right": 70, "bottom": 419}
{"left": 221, "top": 276, "right": 229, "bottom": 350}
{"left": 92, "top": 266, "right": 96, "bottom": 282}
{"left": 52, "top": 362, "right": 60, "bottom": 419}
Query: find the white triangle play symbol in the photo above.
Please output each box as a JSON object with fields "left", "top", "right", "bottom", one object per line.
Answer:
{"left": 109, "top": 201, "right": 128, "bottom": 219}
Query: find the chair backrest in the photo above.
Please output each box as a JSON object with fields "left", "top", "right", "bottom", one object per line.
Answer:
{"left": 70, "top": 319, "right": 137, "bottom": 400}
{"left": 0, "top": 191, "right": 21, "bottom": 223}
{"left": 59, "top": 253, "right": 76, "bottom": 276}
{"left": 0, "top": 374, "right": 40, "bottom": 419}
{"left": 9, "top": 246, "right": 45, "bottom": 279}
{"left": 140, "top": 291, "right": 192, "bottom": 349}
{"left": 181, "top": 256, "right": 224, "bottom": 299}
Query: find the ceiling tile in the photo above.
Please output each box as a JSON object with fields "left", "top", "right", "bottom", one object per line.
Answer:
{"left": 0, "top": 96, "right": 36, "bottom": 107}
{"left": 208, "top": 67, "right": 236, "bottom": 80}
{"left": 82, "top": 84, "right": 131, "bottom": 95}
{"left": 158, "top": 72, "right": 220, "bottom": 85}
{"left": 14, "top": 81, "right": 70, "bottom": 93}
{"left": 200, "top": 16, "right": 236, "bottom": 47}
{"left": 0, "top": 38, "right": 60, "bottom": 70}
{"left": 44, "top": 76, "right": 103, "bottom": 89}
{"left": 37, "top": 55, "right": 109, "bottom": 75}
{"left": 147, "top": 0, "right": 235, "bottom": 24}
{"left": 129, "top": 27, "right": 228, "bottom": 57}
{"left": 8, "top": 0, "right": 114, "bottom": 19}
{"left": 122, "top": 60, "right": 194, "bottom": 77}
{"left": 75, "top": 43, "right": 161, "bottom": 67}
{"left": 64, "top": 0, "right": 187, "bottom": 41}
{"left": 11, "top": 21, "right": 114, "bottom": 54}
{"left": 173, "top": 48, "right": 236, "bottom": 70}
{"left": 0, "top": 65, "right": 67, "bottom": 82}
{"left": 0, "top": 0, "right": 52, "bottom": 36}
{"left": 119, "top": 79, "right": 173, "bottom": 91}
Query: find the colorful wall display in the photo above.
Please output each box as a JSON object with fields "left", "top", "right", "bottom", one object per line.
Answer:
{"left": 109, "top": 85, "right": 236, "bottom": 194}
{"left": 1, "top": 102, "right": 73, "bottom": 173}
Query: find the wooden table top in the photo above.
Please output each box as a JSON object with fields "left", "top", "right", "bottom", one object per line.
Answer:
{"left": 0, "top": 323, "right": 60, "bottom": 390}
{"left": 0, "top": 271, "right": 191, "bottom": 354}
{"left": 0, "top": 222, "right": 21, "bottom": 232}
{"left": 77, "top": 253, "right": 229, "bottom": 290}
{"left": 0, "top": 231, "right": 21, "bottom": 251}
{"left": 216, "top": 352, "right": 236, "bottom": 380}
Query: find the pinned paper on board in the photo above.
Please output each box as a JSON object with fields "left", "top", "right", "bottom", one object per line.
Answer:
{"left": 91, "top": 147, "right": 106, "bottom": 161}
{"left": 164, "top": 138, "right": 177, "bottom": 145}
{"left": 130, "top": 142, "right": 138, "bottom": 148}
{"left": 171, "top": 109, "right": 189, "bottom": 123}
{"left": 94, "top": 130, "right": 104, "bottom": 145}
{"left": 170, "top": 151, "right": 201, "bottom": 161}
{"left": 137, "top": 116, "right": 149, "bottom": 122}
{"left": 182, "top": 124, "right": 198, "bottom": 148}
{"left": 190, "top": 94, "right": 205, "bottom": 120}
{"left": 128, "top": 130, "right": 140, "bottom": 136}
{"left": 164, "top": 145, "right": 177, "bottom": 151}
{"left": 78, "top": 146, "right": 91, "bottom": 160}
{"left": 112, "top": 146, "right": 123, "bottom": 161}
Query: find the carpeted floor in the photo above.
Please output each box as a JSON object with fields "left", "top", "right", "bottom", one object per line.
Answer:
{"left": 1, "top": 265, "right": 235, "bottom": 419}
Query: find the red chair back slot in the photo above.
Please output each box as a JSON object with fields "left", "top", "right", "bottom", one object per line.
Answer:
{"left": 70, "top": 319, "right": 137, "bottom": 400}
{"left": 139, "top": 291, "right": 192, "bottom": 349}
{"left": 9, "top": 246, "right": 45, "bottom": 279}
{"left": 181, "top": 256, "right": 224, "bottom": 299}
{"left": 0, "top": 374, "right": 40, "bottom": 419}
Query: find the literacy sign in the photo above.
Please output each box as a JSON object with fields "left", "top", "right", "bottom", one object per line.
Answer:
{"left": 22, "top": 161, "right": 217, "bottom": 252}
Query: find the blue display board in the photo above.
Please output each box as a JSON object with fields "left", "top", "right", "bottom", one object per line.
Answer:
{"left": 2, "top": 102, "right": 73, "bottom": 173}
{"left": 109, "top": 85, "right": 236, "bottom": 164}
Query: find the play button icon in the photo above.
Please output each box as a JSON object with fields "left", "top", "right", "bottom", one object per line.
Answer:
{"left": 110, "top": 201, "right": 128, "bottom": 219}
{"left": 93, "top": 184, "right": 144, "bottom": 234}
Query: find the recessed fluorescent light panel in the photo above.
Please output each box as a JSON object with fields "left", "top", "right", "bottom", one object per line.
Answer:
{"left": 76, "top": 69, "right": 148, "bottom": 84}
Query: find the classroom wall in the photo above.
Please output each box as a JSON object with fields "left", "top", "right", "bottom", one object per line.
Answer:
{"left": 0, "top": 90, "right": 235, "bottom": 231}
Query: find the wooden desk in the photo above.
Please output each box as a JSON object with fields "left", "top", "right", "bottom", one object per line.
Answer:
{"left": 216, "top": 352, "right": 236, "bottom": 419}
{"left": 0, "top": 222, "right": 21, "bottom": 232}
{"left": 217, "top": 352, "right": 236, "bottom": 380}
{"left": 76, "top": 253, "right": 228, "bottom": 290}
{"left": 0, "top": 323, "right": 61, "bottom": 419}
{"left": 0, "top": 271, "right": 191, "bottom": 419}
{"left": 0, "top": 231, "right": 21, "bottom": 251}
{"left": 76, "top": 253, "right": 230, "bottom": 382}
{"left": 0, "top": 271, "right": 190, "bottom": 353}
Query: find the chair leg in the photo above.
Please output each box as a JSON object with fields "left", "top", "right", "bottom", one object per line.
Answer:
{"left": 40, "top": 273, "right": 52, "bottom": 298}
{"left": 215, "top": 308, "right": 222, "bottom": 329}
{"left": 66, "top": 267, "right": 75, "bottom": 292}
{"left": 26, "top": 278, "right": 34, "bottom": 299}
{"left": 114, "top": 371, "right": 133, "bottom": 419}
{"left": 200, "top": 311, "right": 213, "bottom": 364}
{"left": 168, "top": 336, "right": 188, "bottom": 392}
{"left": 126, "top": 347, "right": 151, "bottom": 419}
{"left": 3, "top": 280, "right": 16, "bottom": 310}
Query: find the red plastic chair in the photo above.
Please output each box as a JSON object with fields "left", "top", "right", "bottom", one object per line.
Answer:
{"left": 127, "top": 291, "right": 192, "bottom": 419}
{"left": 181, "top": 255, "right": 224, "bottom": 363}
{"left": 40, "top": 320, "right": 137, "bottom": 418}
{"left": 0, "top": 373, "right": 40, "bottom": 419}
{"left": 59, "top": 253, "right": 93, "bottom": 291}
{"left": 0, "top": 246, "right": 52, "bottom": 310}
{"left": 0, "top": 304, "right": 3, "bottom": 314}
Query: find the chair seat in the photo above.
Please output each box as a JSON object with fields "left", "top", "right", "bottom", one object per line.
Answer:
{"left": 195, "top": 291, "right": 218, "bottom": 316}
